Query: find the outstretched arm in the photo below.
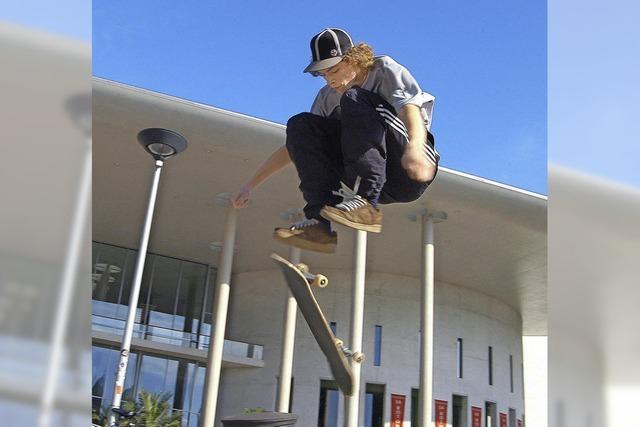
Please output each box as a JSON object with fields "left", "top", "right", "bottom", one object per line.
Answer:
{"left": 231, "top": 144, "right": 292, "bottom": 208}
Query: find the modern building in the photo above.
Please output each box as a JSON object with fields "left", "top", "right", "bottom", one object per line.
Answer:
{"left": 92, "top": 78, "right": 547, "bottom": 426}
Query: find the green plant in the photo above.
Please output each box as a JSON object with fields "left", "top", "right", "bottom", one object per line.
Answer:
{"left": 92, "top": 391, "right": 182, "bottom": 427}
{"left": 92, "top": 405, "right": 109, "bottom": 427}
{"left": 92, "top": 399, "right": 138, "bottom": 427}
{"left": 133, "top": 391, "right": 182, "bottom": 427}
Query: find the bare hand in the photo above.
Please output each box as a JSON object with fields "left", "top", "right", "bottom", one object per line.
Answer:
{"left": 231, "top": 185, "right": 252, "bottom": 209}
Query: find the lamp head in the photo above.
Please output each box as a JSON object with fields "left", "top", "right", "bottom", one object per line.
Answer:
{"left": 137, "top": 128, "right": 188, "bottom": 160}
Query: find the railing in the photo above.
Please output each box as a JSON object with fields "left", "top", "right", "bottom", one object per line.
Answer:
{"left": 91, "top": 313, "right": 263, "bottom": 360}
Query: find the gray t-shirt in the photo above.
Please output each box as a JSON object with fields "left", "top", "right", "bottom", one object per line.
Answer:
{"left": 310, "top": 55, "right": 435, "bottom": 129}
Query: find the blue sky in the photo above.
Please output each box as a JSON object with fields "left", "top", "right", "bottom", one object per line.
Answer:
{"left": 1, "top": 0, "right": 91, "bottom": 40}
{"left": 92, "top": 1, "right": 547, "bottom": 194}
{"left": 6, "top": 2, "right": 640, "bottom": 192}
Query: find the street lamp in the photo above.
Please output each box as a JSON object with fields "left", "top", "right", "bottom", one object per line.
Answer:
{"left": 138, "top": 127, "right": 188, "bottom": 160}
{"left": 38, "top": 93, "right": 92, "bottom": 427}
{"left": 109, "top": 128, "right": 188, "bottom": 426}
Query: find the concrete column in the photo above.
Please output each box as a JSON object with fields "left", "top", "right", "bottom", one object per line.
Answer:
{"left": 201, "top": 193, "right": 238, "bottom": 426}
{"left": 276, "top": 245, "right": 301, "bottom": 412}
{"left": 410, "top": 209, "right": 446, "bottom": 426}
{"left": 276, "top": 208, "right": 305, "bottom": 412}
{"left": 344, "top": 230, "right": 367, "bottom": 427}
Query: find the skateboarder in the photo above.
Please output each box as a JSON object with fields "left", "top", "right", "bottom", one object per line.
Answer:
{"left": 231, "top": 28, "right": 440, "bottom": 253}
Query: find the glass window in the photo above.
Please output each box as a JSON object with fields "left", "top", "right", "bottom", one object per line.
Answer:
{"left": 365, "top": 383, "right": 384, "bottom": 427}
{"left": 485, "top": 401, "right": 497, "bottom": 427}
{"left": 509, "top": 408, "right": 517, "bottom": 427}
{"left": 116, "top": 249, "right": 143, "bottom": 322}
{"left": 199, "top": 269, "right": 215, "bottom": 350}
{"left": 457, "top": 338, "right": 463, "bottom": 378}
{"left": 137, "top": 353, "right": 179, "bottom": 407}
{"left": 411, "top": 388, "right": 419, "bottom": 426}
{"left": 318, "top": 380, "right": 339, "bottom": 427}
{"left": 93, "top": 243, "right": 213, "bottom": 353}
{"left": 91, "top": 345, "right": 137, "bottom": 411}
{"left": 175, "top": 362, "right": 195, "bottom": 412}
{"left": 189, "top": 365, "right": 207, "bottom": 415}
{"left": 172, "top": 358, "right": 198, "bottom": 413}
{"left": 92, "top": 242, "right": 128, "bottom": 319}
{"left": 147, "top": 257, "right": 181, "bottom": 331}
{"left": 488, "top": 346, "right": 493, "bottom": 386}
{"left": 510, "top": 354, "right": 514, "bottom": 392}
{"left": 374, "top": 326, "right": 382, "bottom": 367}
{"left": 91, "top": 243, "right": 142, "bottom": 336}
{"left": 92, "top": 345, "right": 209, "bottom": 426}
{"left": 452, "top": 395, "right": 468, "bottom": 427}
{"left": 174, "top": 262, "right": 207, "bottom": 347}
{"left": 91, "top": 346, "right": 112, "bottom": 406}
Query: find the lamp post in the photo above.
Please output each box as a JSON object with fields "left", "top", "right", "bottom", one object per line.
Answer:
{"left": 38, "top": 94, "right": 91, "bottom": 427}
{"left": 109, "top": 128, "right": 188, "bottom": 426}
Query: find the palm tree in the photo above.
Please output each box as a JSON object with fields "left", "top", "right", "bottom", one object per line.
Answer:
{"left": 92, "top": 405, "right": 110, "bottom": 427}
{"left": 92, "top": 391, "right": 182, "bottom": 427}
{"left": 134, "top": 391, "right": 182, "bottom": 427}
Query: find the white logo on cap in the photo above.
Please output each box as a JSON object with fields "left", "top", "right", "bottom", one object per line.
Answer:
{"left": 330, "top": 49, "right": 338, "bottom": 57}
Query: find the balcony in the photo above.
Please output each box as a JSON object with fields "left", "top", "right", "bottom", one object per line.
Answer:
{"left": 91, "top": 242, "right": 263, "bottom": 368}
{"left": 92, "top": 313, "right": 264, "bottom": 368}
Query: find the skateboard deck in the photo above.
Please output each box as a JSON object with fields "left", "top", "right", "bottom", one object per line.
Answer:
{"left": 271, "top": 253, "right": 354, "bottom": 396}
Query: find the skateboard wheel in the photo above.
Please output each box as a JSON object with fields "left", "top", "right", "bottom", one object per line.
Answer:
{"left": 313, "top": 274, "right": 328, "bottom": 288}
{"left": 296, "top": 263, "right": 309, "bottom": 273}
{"left": 353, "top": 352, "right": 365, "bottom": 363}
{"left": 334, "top": 338, "right": 343, "bottom": 347}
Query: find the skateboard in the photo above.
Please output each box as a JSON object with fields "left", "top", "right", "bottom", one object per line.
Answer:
{"left": 271, "top": 253, "right": 361, "bottom": 396}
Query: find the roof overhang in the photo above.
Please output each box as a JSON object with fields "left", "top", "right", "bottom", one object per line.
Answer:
{"left": 93, "top": 78, "right": 548, "bottom": 335}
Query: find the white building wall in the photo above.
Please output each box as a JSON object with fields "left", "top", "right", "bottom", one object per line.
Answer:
{"left": 217, "top": 268, "right": 525, "bottom": 426}
{"left": 523, "top": 336, "right": 547, "bottom": 427}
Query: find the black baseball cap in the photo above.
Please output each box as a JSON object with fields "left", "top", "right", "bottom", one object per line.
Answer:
{"left": 303, "top": 28, "right": 354, "bottom": 75}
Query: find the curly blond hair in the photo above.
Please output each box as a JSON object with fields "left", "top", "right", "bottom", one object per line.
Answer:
{"left": 342, "top": 43, "right": 375, "bottom": 71}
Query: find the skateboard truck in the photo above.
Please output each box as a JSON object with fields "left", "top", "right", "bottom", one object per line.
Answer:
{"left": 337, "top": 341, "right": 365, "bottom": 364}
{"left": 297, "top": 263, "right": 328, "bottom": 288}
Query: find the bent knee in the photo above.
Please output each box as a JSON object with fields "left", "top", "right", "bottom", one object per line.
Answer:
{"left": 286, "top": 113, "right": 315, "bottom": 150}
{"left": 407, "top": 163, "right": 438, "bottom": 183}
{"left": 286, "top": 112, "right": 314, "bottom": 131}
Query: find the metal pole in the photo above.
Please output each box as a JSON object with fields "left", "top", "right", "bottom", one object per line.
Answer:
{"left": 201, "top": 202, "right": 238, "bottom": 426}
{"left": 38, "top": 136, "right": 92, "bottom": 427}
{"left": 345, "top": 230, "right": 367, "bottom": 427}
{"left": 418, "top": 215, "right": 434, "bottom": 427}
{"left": 109, "top": 159, "right": 164, "bottom": 425}
{"left": 276, "top": 246, "right": 301, "bottom": 413}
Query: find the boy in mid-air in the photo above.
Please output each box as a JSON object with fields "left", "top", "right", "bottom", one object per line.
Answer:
{"left": 232, "top": 28, "right": 440, "bottom": 253}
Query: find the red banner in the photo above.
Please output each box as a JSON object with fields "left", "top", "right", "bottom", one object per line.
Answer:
{"left": 517, "top": 420, "right": 523, "bottom": 427}
{"left": 435, "top": 400, "right": 448, "bottom": 427}
{"left": 471, "top": 406, "right": 482, "bottom": 427}
{"left": 500, "top": 413, "right": 507, "bottom": 427}
{"left": 390, "top": 394, "right": 405, "bottom": 427}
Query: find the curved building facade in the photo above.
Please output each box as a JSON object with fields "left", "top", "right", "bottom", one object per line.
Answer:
{"left": 221, "top": 270, "right": 525, "bottom": 426}
{"left": 92, "top": 78, "right": 546, "bottom": 427}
